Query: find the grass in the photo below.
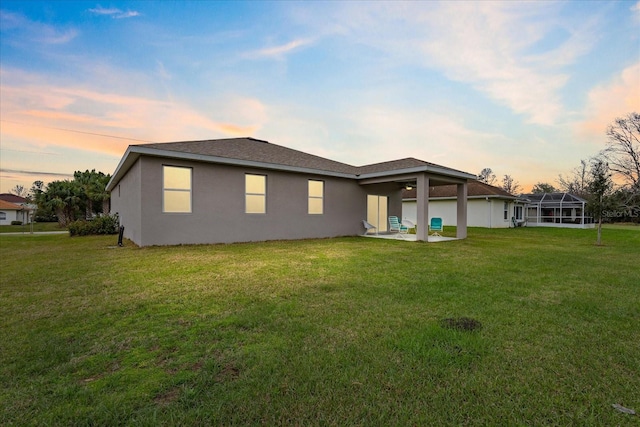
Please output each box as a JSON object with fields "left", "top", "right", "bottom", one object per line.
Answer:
{"left": 0, "top": 222, "right": 66, "bottom": 233}
{"left": 1, "top": 227, "right": 638, "bottom": 425}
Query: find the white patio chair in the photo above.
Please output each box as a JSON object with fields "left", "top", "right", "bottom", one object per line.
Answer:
{"left": 362, "top": 220, "right": 377, "bottom": 236}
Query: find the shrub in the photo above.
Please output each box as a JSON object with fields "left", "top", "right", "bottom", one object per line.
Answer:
{"left": 10, "top": 221, "right": 23, "bottom": 226}
{"left": 68, "top": 214, "right": 119, "bottom": 237}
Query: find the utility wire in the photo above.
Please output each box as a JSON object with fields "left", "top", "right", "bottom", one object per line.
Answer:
{"left": 0, "top": 119, "right": 156, "bottom": 143}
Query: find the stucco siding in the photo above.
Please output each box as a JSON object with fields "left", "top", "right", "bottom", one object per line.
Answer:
{"left": 129, "top": 156, "right": 368, "bottom": 246}
{"left": 0, "top": 209, "right": 19, "bottom": 225}
{"left": 403, "top": 198, "right": 514, "bottom": 228}
{"left": 110, "top": 158, "right": 142, "bottom": 244}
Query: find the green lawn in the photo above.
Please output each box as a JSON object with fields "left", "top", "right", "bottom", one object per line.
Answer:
{"left": 1, "top": 228, "right": 638, "bottom": 425}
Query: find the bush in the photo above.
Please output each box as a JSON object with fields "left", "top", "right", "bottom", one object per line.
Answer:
{"left": 68, "top": 214, "right": 119, "bottom": 237}
{"left": 10, "top": 221, "right": 23, "bottom": 226}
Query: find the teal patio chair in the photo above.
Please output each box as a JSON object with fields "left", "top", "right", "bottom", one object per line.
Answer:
{"left": 429, "top": 217, "right": 443, "bottom": 236}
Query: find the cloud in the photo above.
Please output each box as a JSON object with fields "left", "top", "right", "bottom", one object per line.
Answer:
{"left": 0, "top": 11, "right": 78, "bottom": 44}
{"left": 632, "top": 1, "right": 640, "bottom": 23}
{"left": 88, "top": 6, "right": 140, "bottom": 19}
{"left": 0, "top": 168, "right": 73, "bottom": 177}
{"left": 579, "top": 62, "right": 640, "bottom": 137}
{"left": 0, "top": 68, "right": 266, "bottom": 157}
{"left": 293, "top": 2, "right": 600, "bottom": 126}
{"left": 243, "top": 38, "right": 314, "bottom": 60}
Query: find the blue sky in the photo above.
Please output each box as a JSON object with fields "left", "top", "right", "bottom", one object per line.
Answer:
{"left": 1, "top": 1, "right": 639, "bottom": 194}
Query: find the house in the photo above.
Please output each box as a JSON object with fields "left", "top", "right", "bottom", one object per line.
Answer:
{"left": 0, "top": 193, "right": 35, "bottom": 225}
{"left": 518, "top": 192, "right": 594, "bottom": 228}
{"left": 106, "top": 137, "right": 476, "bottom": 246}
{"left": 0, "top": 199, "right": 28, "bottom": 226}
{"left": 403, "top": 181, "right": 524, "bottom": 228}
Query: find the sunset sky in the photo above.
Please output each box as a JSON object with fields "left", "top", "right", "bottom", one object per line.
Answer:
{"left": 1, "top": 1, "right": 639, "bottom": 194}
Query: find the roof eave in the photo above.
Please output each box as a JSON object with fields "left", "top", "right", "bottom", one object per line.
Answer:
{"left": 357, "top": 165, "right": 475, "bottom": 181}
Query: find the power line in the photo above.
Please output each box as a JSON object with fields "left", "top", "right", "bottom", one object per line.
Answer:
{"left": 0, "top": 119, "right": 156, "bottom": 143}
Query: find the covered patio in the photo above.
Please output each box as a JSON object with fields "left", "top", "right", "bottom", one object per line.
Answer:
{"left": 357, "top": 159, "right": 476, "bottom": 242}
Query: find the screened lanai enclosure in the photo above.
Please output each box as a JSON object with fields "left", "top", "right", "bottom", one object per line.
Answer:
{"left": 520, "top": 192, "right": 594, "bottom": 228}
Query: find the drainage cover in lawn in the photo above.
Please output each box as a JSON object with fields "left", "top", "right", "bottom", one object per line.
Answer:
{"left": 440, "top": 317, "right": 482, "bottom": 332}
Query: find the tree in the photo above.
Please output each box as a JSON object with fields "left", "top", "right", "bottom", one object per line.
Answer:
{"left": 10, "top": 185, "right": 27, "bottom": 197}
{"left": 557, "top": 159, "right": 589, "bottom": 198}
{"left": 501, "top": 174, "right": 521, "bottom": 195}
{"left": 587, "top": 159, "right": 613, "bottom": 246}
{"left": 28, "top": 180, "right": 45, "bottom": 201}
{"left": 601, "top": 112, "right": 640, "bottom": 192}
{"left": 531, "top": 182, "right": 557, "bottom": 193}
{"left": 35, "top": 170, "right": 112, "bottom": 226}
{"left": 73, "top": 170, "right": 111, "bottom": 218}
{"left": 478, "top": 168, "right": 496, "bottom": 185}
{"left": 40, "top": 180, "right": 82, "bottom": 227}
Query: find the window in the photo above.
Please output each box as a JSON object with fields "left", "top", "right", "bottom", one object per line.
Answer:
{"left": 246, "top": 174, "right": 266, "bottom": 214}
{"left": 503, "top": 202, "right": 509, "bottom": 220}
{"left": 0, "top": 212, "right": 6, "bottom": 221}
{"left": 308, "top": 180, "right": 324, "bottom": 214}
{"left": 163, "top": 166, "right": 191, "bottom": 213}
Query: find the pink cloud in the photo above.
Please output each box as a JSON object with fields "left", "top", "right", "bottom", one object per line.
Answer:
{"left": 580, "top": 62, "right": 640, "bottom": 137}
{"left": 1, "top": 70, "right": 268, "bottom": 158}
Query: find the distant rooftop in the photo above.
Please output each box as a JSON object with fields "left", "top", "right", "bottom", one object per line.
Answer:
{"left": 0, "top": 193, "right": 27, "bottom": 204}
{"left": 403, "top": 180, "right": 517, "bottom": 199}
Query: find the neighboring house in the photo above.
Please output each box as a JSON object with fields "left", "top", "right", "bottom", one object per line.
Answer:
{"left": 0, "top": 200, "right": 28, "bottom": 225}
{"left": 106, "top": 137, "right": 476, "bottom": 246}
{"left": 518, "top": 192, "right": 594, "bottom": 228}
{"left": 0, "top": 194, "right": 33, "bottom": 225}
{"left": 403, "top": 181, "right": 523, "bottom": 228}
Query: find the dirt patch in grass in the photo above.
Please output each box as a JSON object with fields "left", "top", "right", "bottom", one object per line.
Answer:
{"left": 440, "top": 317, "right": 483, "bottom": 332}
{"left": 216, "top": 363, "right": 240, "bottom": 382}
{"left": 154, "top": 387, "right": 181, "bottom": 406}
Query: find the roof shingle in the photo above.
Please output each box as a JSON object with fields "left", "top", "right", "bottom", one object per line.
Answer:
{"left": 403, "top": 181, "right": 516, "bottom": 199}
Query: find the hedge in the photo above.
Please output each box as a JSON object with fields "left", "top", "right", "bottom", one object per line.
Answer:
{"left": 68, "top": 214, "right": 119, "bottom": 236}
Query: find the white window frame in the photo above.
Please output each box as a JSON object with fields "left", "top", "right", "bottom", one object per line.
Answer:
{"left": 308, "top": 180, "right": 324, "bottom": 215}
{"left": 163, "top": 165, "right": 192, "bottom": 213}
{"left": 503, "top": 202, "right": 509, "bottom": 221}
{"left": 245, "top": 174, "right": 267, "bottom": 214}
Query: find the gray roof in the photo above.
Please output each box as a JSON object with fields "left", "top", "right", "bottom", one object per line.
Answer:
{"left": 107, "top": 137, "right": 476, "bottom": 191}
{"left": 140, "top": 138, "right": 358, "bottom": 175}
{"left": 403, "top": 180, "right": 517, "bottom": 200}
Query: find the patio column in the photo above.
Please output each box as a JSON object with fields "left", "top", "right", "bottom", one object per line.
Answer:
{"left": 416, "top": 174, "right": 429, "bottom": 241}
{"left": 456, "top": 182, "right": 468, "bottom": 239}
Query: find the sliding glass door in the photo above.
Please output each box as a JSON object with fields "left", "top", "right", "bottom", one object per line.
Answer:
{"left": 367, "top": 195, "right": 388, "bottom": 233}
